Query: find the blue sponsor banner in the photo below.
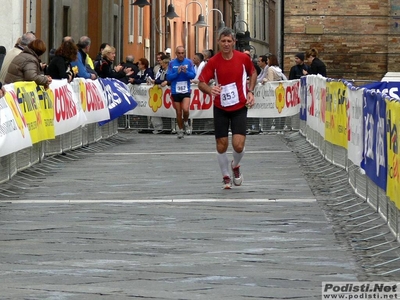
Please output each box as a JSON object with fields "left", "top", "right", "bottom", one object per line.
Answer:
{"left": 361, "top": 90, "right": 387, "bottom": 191}
{"left": 361, "top": 81, "right": 400, "bottom": 99}
{"left": 97, "top": 78, "right": 137, "bottom": 126}
{"left": 299, "top": 76, "right": 307, "bottom": 121}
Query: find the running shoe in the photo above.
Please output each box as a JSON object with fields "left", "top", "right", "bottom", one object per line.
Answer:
{"left": 184, "top": 122, "right": 192, "bottom": 135}
{"left": 231, "top": 161, "right": 243, "bottom": 186}
{"left": 222, "top": 176, "right": 232, "bottom": 189}
{"left": 177, "top": 129, "right": 184, "bottom": 139}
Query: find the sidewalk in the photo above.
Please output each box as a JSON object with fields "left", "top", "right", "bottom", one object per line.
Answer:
{"left": 0, "top": 131, "right": 363, "bottom": 299}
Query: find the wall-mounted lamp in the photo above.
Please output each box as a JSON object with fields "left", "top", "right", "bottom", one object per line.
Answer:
{"left": 185, "top": 1, "right": 208, "bottom": 52}
{"left": 164, "top": 1, "right": 179, "bottom": 19}
{"left": 131, "top": 0, "right": 151, "bottom": 7}
{"left": 205, "top": 8, "right": 225, "bottom": 49}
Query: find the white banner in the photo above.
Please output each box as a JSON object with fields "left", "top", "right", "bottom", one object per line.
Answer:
{"left": 0, "top": 84, "right": 32, "bottom": 157}
{"left": 347, "top": 85, "right": 364, "bottom": 166}
{"left": 70, "top": 78, "right": 110, "bottom": 124}
{"left": 306, "top": 75, "right": 326, "bottom": 138}
{"left": 126, "top": 81, "right": 301, "bottom": 119}
{"left": 49, "top": 79, "right": 87, "bottom": 136}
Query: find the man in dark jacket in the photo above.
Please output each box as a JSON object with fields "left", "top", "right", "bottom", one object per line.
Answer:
{"left": 289, "top": 52, "right": 310, "bottom": 80}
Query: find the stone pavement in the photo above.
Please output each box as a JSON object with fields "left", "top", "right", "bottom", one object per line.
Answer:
{"left": 0, "top": 131, "right": 377, "bottom": 299}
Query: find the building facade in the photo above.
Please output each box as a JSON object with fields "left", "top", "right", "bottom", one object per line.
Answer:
{"left": 3, "top": 0, "right": 398, "bottom": 81}
{"left": 283, "top": 0, "right": 400, "bottom": 81}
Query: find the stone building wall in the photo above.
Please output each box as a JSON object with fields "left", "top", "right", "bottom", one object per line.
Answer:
{"left": 284, "top": 0, "right": 400, "bottom": 81}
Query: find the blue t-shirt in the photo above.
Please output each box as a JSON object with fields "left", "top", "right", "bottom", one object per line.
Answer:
{"left": 166, "top": 58, "right": 196, "bottom": 95}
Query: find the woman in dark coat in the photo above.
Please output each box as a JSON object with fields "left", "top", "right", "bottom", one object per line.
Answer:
{"left": 46, "top": 40, "right": 78, "bottom": 83}
{"left": 303, "top": 48, "right": 327, "bottom": 77}
{"left": 95, "top": 45, "right": 133, "bottom": 80}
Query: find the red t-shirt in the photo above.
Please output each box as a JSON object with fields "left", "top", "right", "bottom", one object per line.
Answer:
{"left": 198, "top": 50, "right": 255, "bottom": 111}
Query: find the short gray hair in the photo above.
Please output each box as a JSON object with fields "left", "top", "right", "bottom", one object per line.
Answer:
{"left": 21, "top": 32, "right": 36, "bottom": 46}
{"left": 218, "top": 27, "right": 236, "bottom": 40}
{"left": 77, "top": 36, "right": 91, "bottom": 49}
{"left": 126, "top": 55, "right": 135, "bottom": 62}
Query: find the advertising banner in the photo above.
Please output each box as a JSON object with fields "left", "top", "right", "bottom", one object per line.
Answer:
{"left": 361, "top": 90, "right": 387, "bottom": 191}
{"left": 0, "top": 85, "right": 32, "bottom": 157}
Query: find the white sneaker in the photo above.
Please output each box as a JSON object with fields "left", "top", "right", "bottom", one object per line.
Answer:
{"left": 177, "top": 130, "right": 184, "bottom": 139}
{"left": 231, "top": 161, "right": 243, "bottom": 186}
{"left": 184, "top": 122, "right": 191, "bottom": 135}
{"left": 222, "top": 176, "right": 232, "bottom": 189}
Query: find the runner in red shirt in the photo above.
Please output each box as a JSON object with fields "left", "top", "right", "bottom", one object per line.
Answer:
{"left": 198, "top": 27, "right": 257, "bottom": 189}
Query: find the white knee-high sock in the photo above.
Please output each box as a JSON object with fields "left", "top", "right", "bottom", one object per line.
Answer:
{"left": 232, "top": 148, "right": 245, "bottom": 168}
{"left": 217, "top": 152, "right": 230, "bottom": 177}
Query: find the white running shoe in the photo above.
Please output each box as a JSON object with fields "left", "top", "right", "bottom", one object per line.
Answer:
{"left": 184, "top": 122, "right": 191, "bottom": 135}
{"left": 231, "top": 161, "right": 243, "bottom": 186}
{"left": 177, "top": 130, "right": 184, "bottom": 139}
{"left": 222, "top": 176, "right": 232, "bottom": 189}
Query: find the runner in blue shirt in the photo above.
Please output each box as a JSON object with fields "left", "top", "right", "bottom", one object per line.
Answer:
{"left": 166, "top": 46, "right": 196, "bottom": 139}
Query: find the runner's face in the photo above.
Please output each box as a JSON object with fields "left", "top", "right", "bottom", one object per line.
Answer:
{"left": 218, "top": 35, "right": 235, "bottom": 54}
{"left": 176, "top": 48, "right": 185, "bottom": 61}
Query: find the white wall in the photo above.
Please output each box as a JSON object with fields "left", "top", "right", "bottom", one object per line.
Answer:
{"left": 0, "top": 0, "right": 23, "bottom": 51}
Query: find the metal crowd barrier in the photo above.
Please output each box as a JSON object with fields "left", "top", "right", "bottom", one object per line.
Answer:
{"left": 299, "top": 119, "right": 400, "bottom": 276}
{"left": 117, "top": 114, "right": 301, "bottom": 134}
{"left": 0, "top": 120, "right": 118, "bottom": 185}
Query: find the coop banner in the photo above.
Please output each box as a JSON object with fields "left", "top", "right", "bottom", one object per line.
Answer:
{"left": 361, "top": 90, "right": 388, "bottom": 191}
{"left": 0, "top": 85, "right": 32, "bottom": 157}
{"left": 386, "top": 99, "right": 400, "bottom": 209}
{"left": 325, "top": 80, "right": 348, "bottom": 148}
{"left": 249, "top": 80, "right": 300, "bottom": 118}
{"left": 346, "top": 85, "right": 364, "bottom": 166}
{"left": 47, "top": 79, "right": 86, "bottom": 136}
{"left": 14, "top": 81, "right": 55, "bottom": 144}
{"left": 97, "top": 78, "right": 138, "bottom": 126}
{"left": 126, "top": 81, "right": 301, "bottom": 119}
{"left": 127, "top": 84, "right": 212, "bottom": 118}
{"left": 70, "top": 78, "right": 110, "bottom": 124}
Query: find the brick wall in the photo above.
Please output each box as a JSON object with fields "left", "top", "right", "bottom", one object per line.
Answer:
{"left": 284, "top": 0, "right": 400, "bottom": 81}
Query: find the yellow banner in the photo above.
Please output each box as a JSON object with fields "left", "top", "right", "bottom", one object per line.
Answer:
{"left": 15, "top": 82, "right": 54, "bottom": 143}
{"left": 386, "top": 99, "right": 400, "bottom": 209}
{"left": 36, "top": 85, "right": 55, "bottom": 140}
{"left": 325, "top": 81, "right": 348, "bottom": 148}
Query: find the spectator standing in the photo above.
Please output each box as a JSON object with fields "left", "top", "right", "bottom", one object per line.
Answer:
{"left": 165, "top": 48, "right": 172, "bottom": 58}
{"left": 289, "top": 52, "right": 310, "bottom": 80}
{"left": 202, "top": 49, "right": 212, "bottom": 63}
{"left": 198, "top": 27, "right": 256, "bottom": 189}
{"left": 149, "top": 57, "right": 170, "bottom": 134}
{"left": 303, "top": 48, "right": 327, "bottom": 77}
{"left": 71, "top": 36, "right": 97, "bottom": 79}
{"left": 5, "top": 39, "right": 52, "bottom": 88}
{"left": 166, "top": 46, "right": 196, "bottom": 139}
{"left": 0, "top": 31, "right": 36, "bottom": 83}
{"left": 256, "top": 55, "right": 268, "bottom": 83}
{"left": 123, "top": 55, "right": 139, "bottom": 76}
{"left": 119, "top": 55, "right": 139, "bottom": 85}
{"left": 153, "top": 52, "right": 165, "bottom": 75}
{"left": 152, "top": 57, "right": 170, "bottom": 87}
{"left": 46, "top": 40, "right": 78, "bottom": 83}
{"left": 261, "top": 54, "right": 287, "bottom": 83}
{"left": 94, "top": 43, "right": 110, "bottom": 69}
{"left": 129, "top": 58, "right": 154, "bottom": 84}
{"left": 95, "top": 45, "right": 133, "bottom": 80}
{"left": 191, "top": 52, "right": 205, "bottom": 84}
